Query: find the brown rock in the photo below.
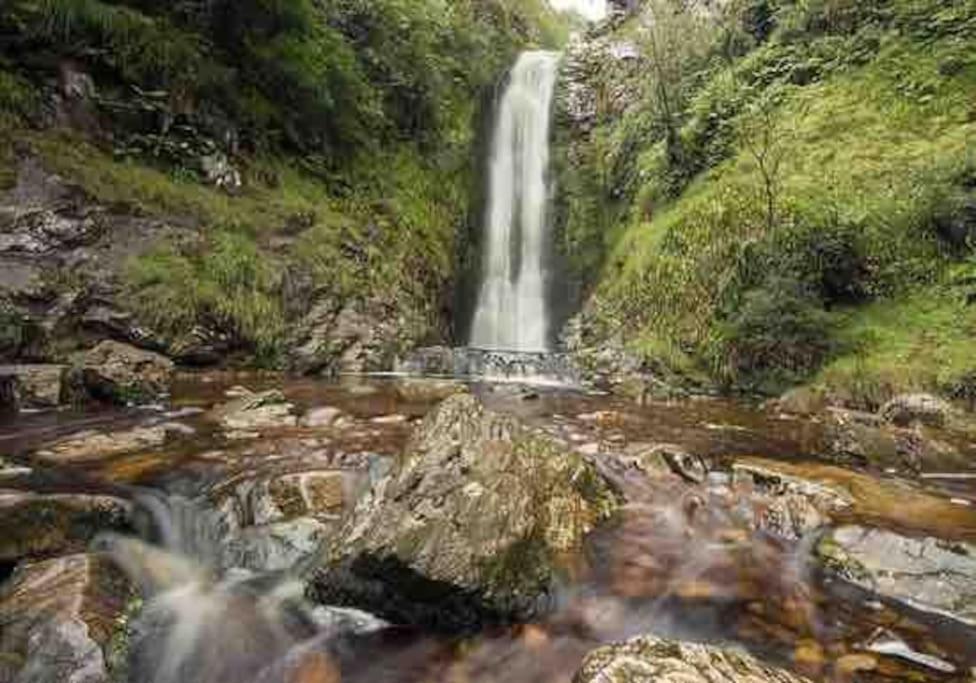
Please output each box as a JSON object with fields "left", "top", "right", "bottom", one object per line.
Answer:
{"left": 75, "top": 340, "right": 174, "bottom": 404}
{"left": 0, "top": 491, "right": 131, "bottom": 562}
{"left": 0, "top": 553, "right": 129, "bottom": 683}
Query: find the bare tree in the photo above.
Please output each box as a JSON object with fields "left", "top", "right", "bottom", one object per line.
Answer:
{"left": 739, "top": 91, "right": 804, "bottom": 232}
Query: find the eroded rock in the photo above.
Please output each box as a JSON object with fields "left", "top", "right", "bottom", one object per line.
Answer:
{"left": 573, "top": 635, "right": 811, "bottom": 683}
{"left": 308, "top": 393, "right": 619, "bottom": 630}
{"left": 0, "top": 553, "right": 129, "bottom": 683}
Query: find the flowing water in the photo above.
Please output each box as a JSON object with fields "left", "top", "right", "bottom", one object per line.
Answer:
{"left": 4, "top": 374, "right": 976, "bottom": 682}
{"left": 470, "top": 51, "right": 561, "bottom": 353}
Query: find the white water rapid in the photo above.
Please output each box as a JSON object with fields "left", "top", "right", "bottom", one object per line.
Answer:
{"left": 469, "top": 51, "right": 560, "bottom": 353}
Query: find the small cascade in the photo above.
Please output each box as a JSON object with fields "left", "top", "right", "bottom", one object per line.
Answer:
{"left": 470, "top": 51, "right": 561, "bottom": 353}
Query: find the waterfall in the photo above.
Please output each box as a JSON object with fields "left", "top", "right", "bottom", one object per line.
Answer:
{"left": 470, "top": 51, "right": 561, "bottom": 353}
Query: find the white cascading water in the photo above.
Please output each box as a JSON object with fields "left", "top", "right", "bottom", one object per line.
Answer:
{"left": 470, "top": 51, "right": 560, "bottom": 353}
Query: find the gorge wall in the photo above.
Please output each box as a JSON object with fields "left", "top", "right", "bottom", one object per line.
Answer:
{"left": 550, "top": 0, "right": 976, "bottom": 408}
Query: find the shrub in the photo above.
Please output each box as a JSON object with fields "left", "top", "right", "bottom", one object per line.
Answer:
{"left": 712, "top": 275, "right": 833, "bottom": 389}
{"left": 125, "top": 230, "right": 285, "bottom": 365}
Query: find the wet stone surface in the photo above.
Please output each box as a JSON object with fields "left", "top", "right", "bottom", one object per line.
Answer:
{"left": 0, "top": 374, "right": 975, "bottom": 682}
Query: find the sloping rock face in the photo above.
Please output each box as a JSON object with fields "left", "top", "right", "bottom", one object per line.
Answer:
{"left": 74, "top": 340, "right": 173, "bottom": 404}
{"left": 573, "top": 636, "right": 810, "bottom": 683}
{"left": 308, "top": 393, "right": 619, "bottom": 630}
{"left": 817, "top": 526, "right": 976, "bottom": 628}
{"left": 0, "top": 154, "right": 178, "bottom": 365}
{"left": 0, "top": 553, "right": 129, "bottom": 683}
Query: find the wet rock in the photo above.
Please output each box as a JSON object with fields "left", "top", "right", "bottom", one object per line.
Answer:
{"left": 879, "top": 393, "right": 953, "bottom": 428}
{"left": 300, "top": 406, "right": 344, "bottom": 428}
{"left": 732, "top": 461, "right": 852, "bottom": 541}
{"left": 210, "top": 388, "right": 298, "bottom": 432}
{"left": 817, "top": 526, "right": 976, "bottom": 628}
{"left": 573, "top": 635, "right": 811, "bottom": 682}
{"left": 394, "top": 378, "right": 467, "bottom": 403}
{"left": 0, "top": 365, "right": 67, "bottom": 409}
{"left": 35, "top": 425, "right": 171, "bottom": 463}
{"left": 653, "top": 444, "right": 708, "bottom": 484}
{"left": 822, "top": 408, "right": 959, "bottom": 473}
{"left": 308, "top": 393, "right": 619, "bottom": 630}
{"left": 219, "top": 517, "right": 329, "bottom": 572}
{"left": 0, "top": 491, "right": 131, "bottom": 561}
{"left": 74, "top": 340, "right": 174, "bottom": 404}
{"left": 0, "top": 553, "right": 129, "bottom": 683}
{"left": 771, "top": 386, "right": 828, "bottom": 417}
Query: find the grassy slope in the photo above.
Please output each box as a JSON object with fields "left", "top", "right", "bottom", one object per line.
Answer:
{"left": 569, "top": 0, "right": 976, "bottom": 408}
{"left": 0, "top": 0, "right": 571, "bottom": 366}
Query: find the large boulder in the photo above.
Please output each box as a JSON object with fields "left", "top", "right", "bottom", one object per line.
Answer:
{"left": 573, "top": 636, "right": 810, "bottom": 683}
{"left": 0, "top": 553, "right": 129, "bottom": 683}
{"left": 0, "top": 491, "right": 131, "bottom": 562}
{"left": 74, "top": 341, "right": 173, "bottom": 404}
{"left": 817, "top": 526, "right": 976, "bottom": 628}
{"left": 308, "top": 393, "right": 619, "bottom": 630}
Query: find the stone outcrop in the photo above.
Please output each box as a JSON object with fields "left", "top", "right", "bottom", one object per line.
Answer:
{"left": 73, "top": 340, "right": 173, "bottom": 404}
{"left": 308, "top": 393, "right": 619, "bottom": 630}
{"left": 817, "top": 526, "right": 976, "bottom": 628}
{"left": 0, "top": 553, "right": 129, "bottom": 683}
{"left": 573, "top": 636, "right": 811, "bottom": 683}
{"left": 0, "top": 491, "right": 131, "bottom": 562}
{"left": 0, "top": 365, "right": 67, "bottom": 409}
{"left": 878, "top": 393, "right": 953, "bottom": 428}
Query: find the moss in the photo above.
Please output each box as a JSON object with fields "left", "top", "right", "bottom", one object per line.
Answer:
{"left": 566, "top": 3, "right": 976, "bottom": 394}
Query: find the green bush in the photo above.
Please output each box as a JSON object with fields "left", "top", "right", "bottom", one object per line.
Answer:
{"left": 125, "top": 230, "right": 285, "bottom": 365}
{"left": 713, "top": 275, "right": 833, "bottom": 389}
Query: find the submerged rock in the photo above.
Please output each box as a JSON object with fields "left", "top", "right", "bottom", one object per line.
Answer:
{"left": 393, "top": 378, "right": 467, "bottom": 403}
{"left": 34, "top": 425, "right": 172, "bottom": 464}
{"left": 209, "top": 388, "right": 298, "bottom": 432}
{"left": 74, "top": 340, "right": 174, "bottom": 404}
{"left": 817, "top": 525, "right": 976, "bottom": 628}
{"left": 308, "top": 393, "right": 619, "bottom": 630}
{"left": 0, "top": 491, "right": 131, "bottom": 562}
{"left": 573, "top": 635, "right": 810, "bottom": 683}
{"left": 0, "top": 553, "right": 129, "bottom": 683}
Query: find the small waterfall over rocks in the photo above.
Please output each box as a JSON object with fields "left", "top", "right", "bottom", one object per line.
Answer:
{"left": 470, "top": 51, "right": 561, "bottom": 353}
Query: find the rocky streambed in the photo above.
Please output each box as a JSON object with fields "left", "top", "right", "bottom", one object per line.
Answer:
{"left": 1, "top": 371, "right": 976, "bottom": 683}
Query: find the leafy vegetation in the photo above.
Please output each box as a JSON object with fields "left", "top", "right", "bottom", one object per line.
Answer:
{"left": 0, "top": 0, "right": 570, "bottom": 367}
{"left": 559, "top": 0, "right": 976, "bottom": 402}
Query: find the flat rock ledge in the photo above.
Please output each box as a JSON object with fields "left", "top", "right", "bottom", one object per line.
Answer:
{"left": 573, "top": 636, "right": 811, "bottom": 683}
{"left": 817, "top": 525, "right": 976, "bottom": 628}
{"left": 308, "top": 393, "right": 619, "bottom": 631}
